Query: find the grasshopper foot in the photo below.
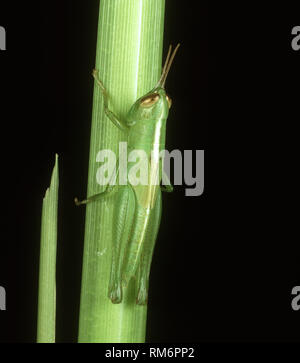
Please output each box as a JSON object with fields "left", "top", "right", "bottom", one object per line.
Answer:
{"left": 108, "top": 281, "right": 123, "bottom": 304}
{"left": 74, "top": 197, "right": 82, "bottom": 206}
{"left": 136, "top": 279, "right": 148, "bottom": 306}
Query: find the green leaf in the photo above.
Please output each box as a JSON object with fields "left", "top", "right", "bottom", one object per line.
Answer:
{"left": 37, "top": 154, "right": 59, "bottom": 343}
{"left": 78, "top": 0, "right": 166, "bottom": 343}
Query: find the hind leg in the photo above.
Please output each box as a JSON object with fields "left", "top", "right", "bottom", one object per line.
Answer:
{"left": 108, "top": 185, "right": 135, "bottom": 303}
{"left": 136, "top": 191, "right": 162, "bottom": 305}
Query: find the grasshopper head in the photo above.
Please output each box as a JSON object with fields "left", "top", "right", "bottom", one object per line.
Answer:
{"left": 126, "top": 88, "right": 169, "bottom": 124}
{"left": 126, "top": 44, "right": 180, "bottom": 126}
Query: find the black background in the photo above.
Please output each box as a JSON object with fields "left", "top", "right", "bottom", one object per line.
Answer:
{"left": 0, "top": 0, "right": 299, "bottom": 343}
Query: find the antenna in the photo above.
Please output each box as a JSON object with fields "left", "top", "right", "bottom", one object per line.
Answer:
{"left": 156, "top": 43, "right": 180, "bottom": 88}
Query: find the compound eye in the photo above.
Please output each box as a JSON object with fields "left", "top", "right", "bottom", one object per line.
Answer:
{"left": 140, "top": 93, "right": 160, "bottom": 107}
{"left": 166, "top": 94, "right": 172, "bottom": 109}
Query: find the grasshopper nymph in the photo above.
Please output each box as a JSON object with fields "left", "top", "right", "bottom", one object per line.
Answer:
{"left": 75, "top": 44, "right": 180, "bottom": 305}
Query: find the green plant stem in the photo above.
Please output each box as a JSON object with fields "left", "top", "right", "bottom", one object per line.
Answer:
{"left": 78, "top": 0, "right": 165, "bottom": 343}
{"left": 37, "top": 154, "right": 59, "bottom": 343}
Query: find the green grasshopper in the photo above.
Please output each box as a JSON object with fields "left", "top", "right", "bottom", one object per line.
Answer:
{"left": 75, "top": 44, "right": 180, "bottom": 305}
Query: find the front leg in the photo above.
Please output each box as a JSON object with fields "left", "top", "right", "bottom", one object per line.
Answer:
{"left": 92, "top": 69, "right": 128, "bottom": 132}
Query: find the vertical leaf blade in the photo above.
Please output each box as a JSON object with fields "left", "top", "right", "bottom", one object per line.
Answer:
{"left": 37, "top": 154, "right": 59, "bottom": 343}
{"left": 78, "top": 0, "right": 165, "bottom": 343}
